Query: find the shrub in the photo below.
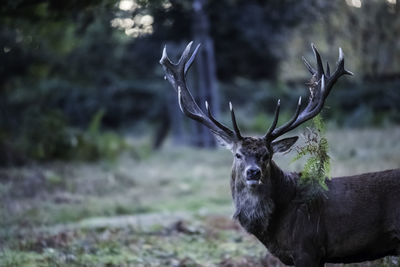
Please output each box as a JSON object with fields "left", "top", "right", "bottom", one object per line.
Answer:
{"left": 10, "top": 109, "right": 132, "bottom": 163}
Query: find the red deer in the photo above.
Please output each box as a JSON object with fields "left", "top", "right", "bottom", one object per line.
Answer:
{"left": 159, "top": 42, "right": 400, "bottom": 267}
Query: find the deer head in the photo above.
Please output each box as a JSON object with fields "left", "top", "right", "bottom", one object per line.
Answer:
{"left": 160, "top": 42, "right": 352, "bottom": 191}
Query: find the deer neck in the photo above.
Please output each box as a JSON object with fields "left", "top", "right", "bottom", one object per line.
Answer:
{"left": 269, "top": 161, "right": 299, "bottom": 207}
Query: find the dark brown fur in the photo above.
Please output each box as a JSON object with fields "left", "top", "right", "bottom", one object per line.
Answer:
{"left": 231, "top": 138, "right": 400, "bottom": 267}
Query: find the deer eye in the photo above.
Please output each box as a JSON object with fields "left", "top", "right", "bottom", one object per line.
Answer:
{"left": 235, "top": 153, "right": 242, "bottom": 159}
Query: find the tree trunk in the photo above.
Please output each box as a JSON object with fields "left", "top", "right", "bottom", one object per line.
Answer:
{"left": 168, "top": 89, "right": 186, "bottom": 146}
{"left": 190, "top": 0, "right": 219, "bottom": 148}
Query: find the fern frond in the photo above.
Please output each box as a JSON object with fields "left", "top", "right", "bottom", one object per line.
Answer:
{"left": 291, "top": 114, "right": 331, "bottom": 199}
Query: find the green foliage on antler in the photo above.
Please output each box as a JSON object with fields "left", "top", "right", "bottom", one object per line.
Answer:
{"left": 292, "top": 115, "right": 331, "bottom": 197}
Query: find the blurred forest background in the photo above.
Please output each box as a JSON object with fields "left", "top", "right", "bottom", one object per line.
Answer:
{"left": 1, "top": 0, "right": 400, "bottom": 162}
{"left": 1, "top": 0, "right": 400, "bottom": 266}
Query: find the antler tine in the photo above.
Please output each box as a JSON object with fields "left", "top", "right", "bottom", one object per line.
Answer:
{"left": 264, "top": 99, "right": 281, "bottom": 139}
{"left": 278, "top": 96, "right": 302, "bottom": 129}
{"left": 338, "top": 47, "right": 344, "bottom": 64}
{"left": 323, "top": 47, "right": 353, "bottom": 99}
{"left": 229, "top": 102, "right": 243, "bottom": 140}
{"left": 326, "top": 62, "right": 331, "bottom": 77}
{"left": 205, "top": 101, "right": 232, "bottom": 134}
{"left": 266, "top": 97, "right": 302, "bottom": 140}
{"left": 178, "top": 41, "right": 193, "bottom": 66}
{"left": 176, "top": 41, "right": 202, "bottom": 75}
{"left": 160, "top": 42, "right": 239, "bottom": 144}
{"left": 311, "top": 43, "right": 325, "bottom": 78}
{"left": 185, "top": 43, "right": 201, "bottom": 75}
{"left": 302, "top": 56, "right": 316, "bottom": 75}
{"left": 160, "top": 46, "right": 176, "bottom": 75}
{"left": 265, "top": 45, "right": 352, "bottom": 141}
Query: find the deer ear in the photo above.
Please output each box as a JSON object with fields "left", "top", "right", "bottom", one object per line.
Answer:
{"left": 271, "top": 136, "right": 298, "bottom": 154}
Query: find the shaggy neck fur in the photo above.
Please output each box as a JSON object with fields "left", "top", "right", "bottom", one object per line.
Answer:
{"left": 231, "top": 160, "right": 298, "bottom": 235}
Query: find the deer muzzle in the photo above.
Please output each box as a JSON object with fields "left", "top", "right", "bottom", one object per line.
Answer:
{"left": 245, "top": 167, "right": 262, "bottom": 186}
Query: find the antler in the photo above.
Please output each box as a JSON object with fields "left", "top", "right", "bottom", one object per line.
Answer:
{"left": 265, "top": 44, "right": 353, "bottom": 141}
{"left": 160, "top": 42, "right": 243, "bottom": 144}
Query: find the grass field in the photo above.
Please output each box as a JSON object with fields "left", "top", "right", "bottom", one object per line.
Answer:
{"left": 1, "top": 127, "right": 400, "bottom": 266}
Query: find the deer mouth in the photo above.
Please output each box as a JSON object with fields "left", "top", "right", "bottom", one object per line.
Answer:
{"left": 246, "top": 179, "right": 263, "bottom": 187}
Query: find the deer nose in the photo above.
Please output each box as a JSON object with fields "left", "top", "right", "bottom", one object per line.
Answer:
{"left": 246, "top": 167, "right": 261, "bottom": 180}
